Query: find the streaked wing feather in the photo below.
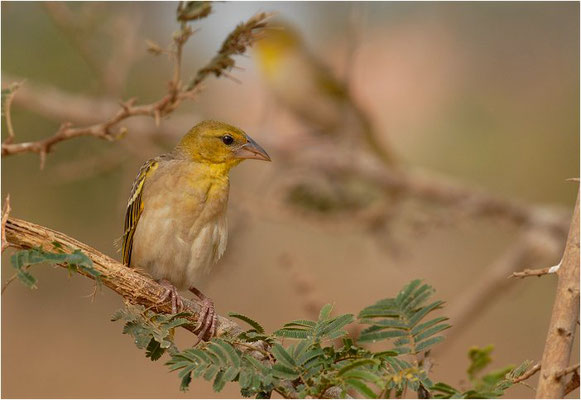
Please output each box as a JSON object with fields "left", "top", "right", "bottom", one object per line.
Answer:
{"left": 122, "top": 158, "right": 159, "bottom": 266}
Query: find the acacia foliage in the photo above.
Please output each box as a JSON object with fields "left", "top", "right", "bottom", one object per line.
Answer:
{"left": 112, "top": 280, "right": 532, "bottom": 399}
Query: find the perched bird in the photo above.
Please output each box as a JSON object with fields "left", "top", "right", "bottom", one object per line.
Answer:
{"left": 254, "top": 20, "right": 397, "bottom": 166}
{"left": 122, "top": 120, "right": 271, "bottom": 340}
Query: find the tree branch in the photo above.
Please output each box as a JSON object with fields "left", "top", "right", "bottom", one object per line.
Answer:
{"left": 511, "top": 266, "right": 556, "bottom": 279}
{"left": 1, "top": 11, "right": 272, "bottom": 168}
{"left": 536, "top": 188, "right": 580, "bottom": 399}
{"left": 3, "top": 216, "right": 243, "bottom": 338}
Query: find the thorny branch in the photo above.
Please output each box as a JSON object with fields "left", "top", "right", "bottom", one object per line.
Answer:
{"left": 1, "top": 11, "right": 272, "bottom": 169}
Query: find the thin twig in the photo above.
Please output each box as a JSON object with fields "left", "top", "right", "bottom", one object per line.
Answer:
{"left": 1, "top": 273, "right": 18, "bottom": 295}
{"left": 511, "top": 267, "right": 556, "bottom": 279}
{"left": 513, "top": 363, "right": 541, "bottom": 384}
{"left": 555, "top": 364, "right": 580, "bottom": 379}
{"left": 564, "top": 369, "right": 580, "bottom": 396}
{"left": 3, "top": 82, "right": 22, "bottom": 144}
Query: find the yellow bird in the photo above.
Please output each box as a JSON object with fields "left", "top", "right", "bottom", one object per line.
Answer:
{"left": 122, "top": 120, "right": 271, "bottom": 340}
{"left": 254, "top": 20, "right": 397, "bottom": 166}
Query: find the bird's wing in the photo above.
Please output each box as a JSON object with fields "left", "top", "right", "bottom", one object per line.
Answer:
{"left": 122, "top": 157, "right": 160, "bottom": 266}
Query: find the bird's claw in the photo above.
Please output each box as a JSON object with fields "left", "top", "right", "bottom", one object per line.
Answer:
{"left": 159, "top": 279, "right": 184, "bottom": 314}
{"left": 189, "top": 287, "right": 217, "bottom": 344}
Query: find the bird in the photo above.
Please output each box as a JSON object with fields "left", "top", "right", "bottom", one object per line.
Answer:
{"left": 254, "top": 20, "right": 397, "bottom": 167}
{"left": 121, "top": 120, "right": 271, "bottom": 341}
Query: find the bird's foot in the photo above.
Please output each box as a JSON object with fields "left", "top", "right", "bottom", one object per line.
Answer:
{"left": 189, "top": 286, "right": 217, "bottom": 344}
{"left": 159, "top": 279, "right": 184, "bottom": 314}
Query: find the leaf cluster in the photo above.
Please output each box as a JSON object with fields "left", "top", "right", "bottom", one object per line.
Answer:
{"left": 432, "top": 346, "right": 533, "bottom": 399}
{"left": 9, "top": 245, "right": 100, "bottom": 289}
{"left": 111, "top": 304, "right": 192, "bottom": 361}
{"left": 114, "top": 280, "right": 532, "bottom": 399}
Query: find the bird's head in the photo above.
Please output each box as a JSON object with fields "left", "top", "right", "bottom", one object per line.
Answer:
{"left": 176, "top": 120, "right": 271, "bottom": 170}
{"left": 254, "top": 21, "right": 302, "bottom": 76}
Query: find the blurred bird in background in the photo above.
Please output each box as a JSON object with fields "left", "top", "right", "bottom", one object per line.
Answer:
{"left": 254, "top": 19, "right": 398, "bottom": 167}
{"left": 121, "top": 120, "right": 271, "bottom": 341}
{"left": 253, "top": 19, "right": 402, "bottom": 235}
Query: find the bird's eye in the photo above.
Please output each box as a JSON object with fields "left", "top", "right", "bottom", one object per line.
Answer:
{"left": 222, "top": 134, "right": 234, "bottom": 145}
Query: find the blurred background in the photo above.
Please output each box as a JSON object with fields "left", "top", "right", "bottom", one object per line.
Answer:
{"left": 1, "top": 1, "right": 579, "bottom": 398}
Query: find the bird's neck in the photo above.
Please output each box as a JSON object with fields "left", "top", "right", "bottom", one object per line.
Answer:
{"left": 195, "top": 160, "right": 239, "bottom": 180}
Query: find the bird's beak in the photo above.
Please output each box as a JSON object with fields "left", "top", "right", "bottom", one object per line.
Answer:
{"left": 235, "top": 137, "right": 271, "bottom": 161}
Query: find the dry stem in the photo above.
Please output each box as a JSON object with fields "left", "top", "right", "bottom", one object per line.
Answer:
{"left": 511, "top": 266, "right": 556, "bottom": 279}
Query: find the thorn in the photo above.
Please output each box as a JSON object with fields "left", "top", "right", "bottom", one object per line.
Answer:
{"left": 119, "top": 97, "right": 137, "bottom": 112}
{"left": 154, "top": 109, "right": 161, "bottom": 128}
{"left": 39, "top": 150, "right": 47, "bottom": 170}
{"left": 221, "top": 71, "right": 242, "bottom": 84}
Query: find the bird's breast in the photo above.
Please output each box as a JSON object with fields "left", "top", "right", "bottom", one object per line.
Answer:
{"left": 131, "top": 163, "right": 230, "bottom": 289}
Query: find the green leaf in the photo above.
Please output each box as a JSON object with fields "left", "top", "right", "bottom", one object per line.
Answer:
{"left": 414, "top": 323, "right": 451, "bottom": 343}
{"left": 274, "top": 328, "right": 310, "bottom": 339}
{"left": 397, "top": 279, "right": 422, "bottom": 305}
{"left": 243, "top": 354, "right": 270, "bottom": 375}
{"left": 214, "top": 339, "right": 241, "bottom": 369}
{"left": 271, "top": 364, "right": 299, "bottom": 379}
{"left": 346, "top": 378, "right": 377, "bottom": 398}
{"left": 228, "top": 312, "right": 265, "bottom": 334}
{"left": 342, "top": 369, "right": 381, "bottom": 383}
{"left": 146, "top": 338, "right": 166, "bottom": 361}
{"left": 337, "top": 359, "right": 378, "bottom": 376}
{"left": 296, "top": 347, "right": 325, "bottom": 366}
{"left": 180, "top": 372, "right": 192, "bottom": 392}
{"left": 358, "top": 329, "right": 408, "bottom": 343}
{"left": 411, "top": 317, "right": 449, "bottom": 336}
{"left": 10, "top": 247, "right": 100, "bottom": 289}
{"left": 319, "top": 304, "right": 333, "bottom": 321}
{"left": 283, "top": 319, "right": 317, "bottom": 328}
{"left": 317, "top": 314, "right": 354, "bottom": 338}
{"left": 431, "top": 382, "right": 460, "bottom": 397}
{"left": 415, "top": 336, "right": 445, "bottom": 353}
{"left": 408, "top": 301, "right": 445, "bottom": 327}
{"left": 467, "top": 345, "right": 494, "bottom": 379}
{"left": 272, "top": 343, "right": 296, "bottom": 368}
{"left": 213, "top": 370, "right": 227, "bottom": 392}
{"left": 16, "top": 268, "right": 38, "bottom": 289}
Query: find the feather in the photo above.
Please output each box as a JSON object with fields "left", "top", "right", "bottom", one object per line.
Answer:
{"left": 122, "top": 157, "right": 160, "bottom": 266}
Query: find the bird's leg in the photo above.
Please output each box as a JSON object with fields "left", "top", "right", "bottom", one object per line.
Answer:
{"left": 189, "top": 286, "right": 217, "bottom": 343}
{"left": 159, "top": 279, "right": 184, "bottom": 314}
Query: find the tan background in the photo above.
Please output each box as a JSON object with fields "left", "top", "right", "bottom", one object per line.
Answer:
{"left": 2, "top": 2, "right": 579, "bottom": 398}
